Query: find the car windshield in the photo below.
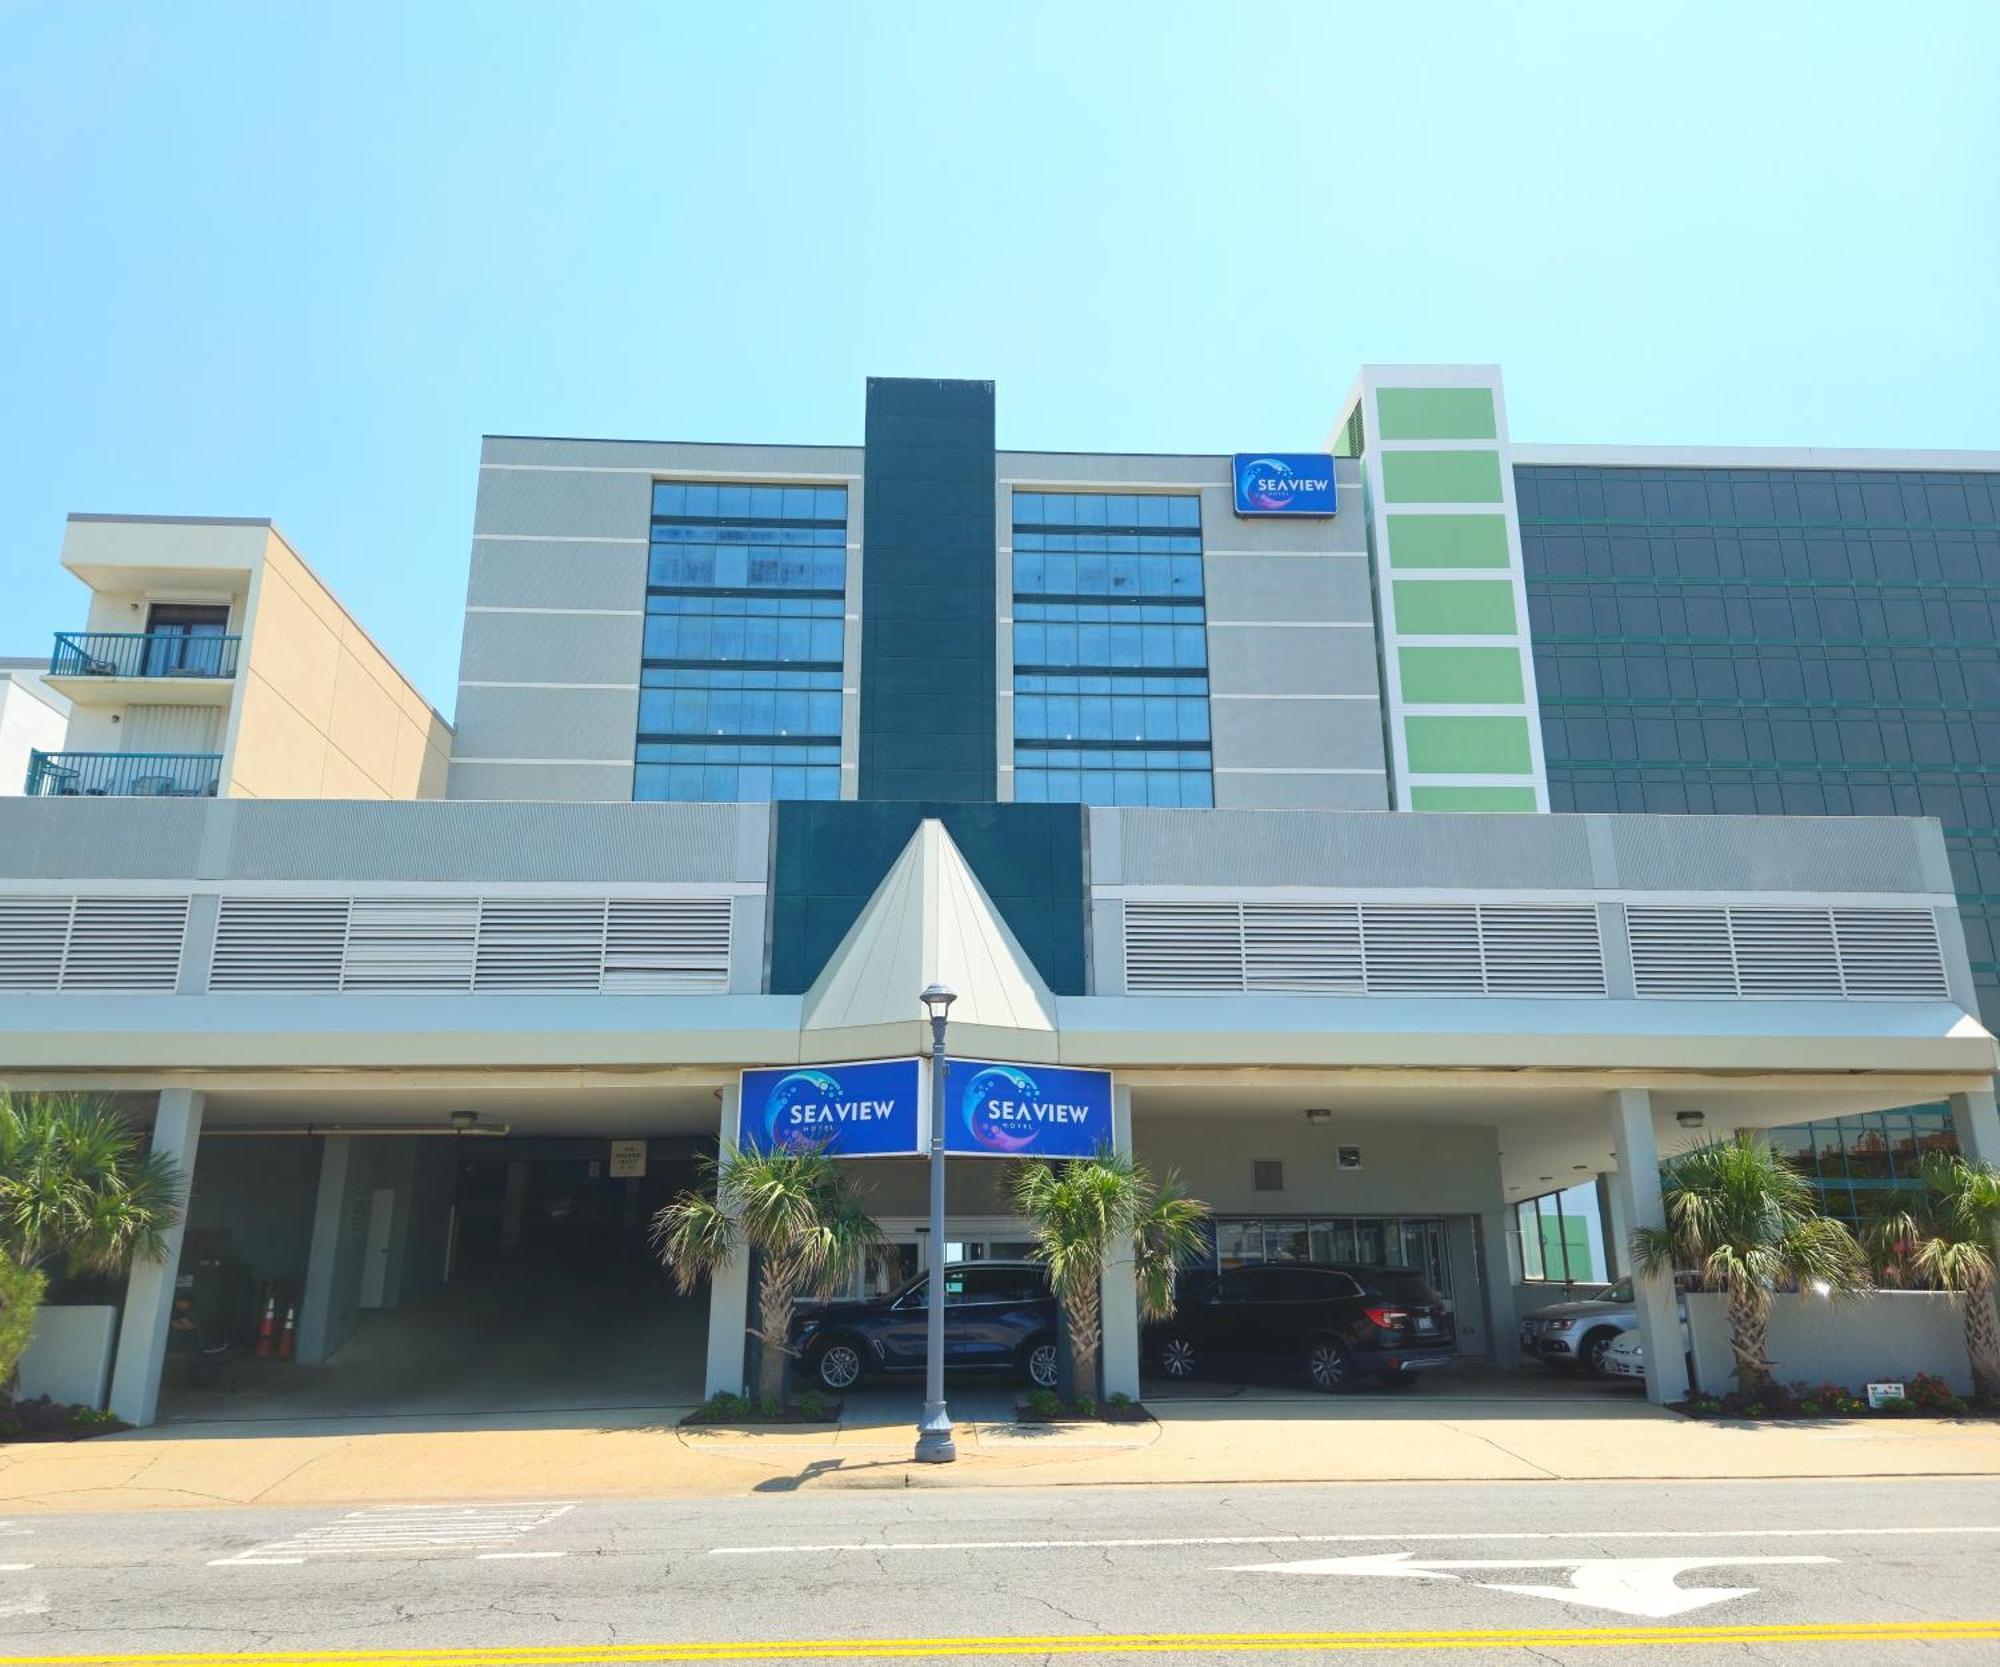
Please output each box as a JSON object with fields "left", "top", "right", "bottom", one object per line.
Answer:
{"left": 1602, "top": 1279, "right": 1633, "bottom": 1304}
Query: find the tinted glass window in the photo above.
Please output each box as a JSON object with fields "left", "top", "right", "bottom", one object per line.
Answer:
{"left": 1011, "top": 490, "right": 1212, "bottom": 807}
{"left": 635, "top": 480, "right": 848, "bottom": 804}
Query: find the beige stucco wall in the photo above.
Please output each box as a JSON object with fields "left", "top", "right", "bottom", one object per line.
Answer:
{"left": 225, "top": 531, "right": 451, "bottom": 800}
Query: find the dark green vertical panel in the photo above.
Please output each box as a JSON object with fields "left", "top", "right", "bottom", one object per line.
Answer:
{"left": 768, "top": 801, "right": 1086, "bottom": 995}
{"left": 858, "top": 377, "right": 998, "bottom": 802}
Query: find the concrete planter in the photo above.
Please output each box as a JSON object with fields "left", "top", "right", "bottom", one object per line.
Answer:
{"left": 1685, "top": 1290, "right": 1974, "bottom": 1396}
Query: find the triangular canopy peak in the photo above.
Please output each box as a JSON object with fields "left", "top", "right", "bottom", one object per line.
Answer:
{"left": 801, "top": 818, "right": 1057, "bottom": 1035}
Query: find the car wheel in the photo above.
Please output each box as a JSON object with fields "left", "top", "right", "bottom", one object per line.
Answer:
{"left": 1156, "top": 1333, "right": 1199, "bottom": 1380}
{"left": 1023, "top": 1338, "right": 1060, "bottom": 1390}
{"left": 813, "top": 1339, "right": 865, "bottom": 1392}
{"left": 1579, "top": 1329, "right": 1620, "bottom": 1375}
{"left": 1305, "top": 1337, "right": 1352, "bottom": 1392}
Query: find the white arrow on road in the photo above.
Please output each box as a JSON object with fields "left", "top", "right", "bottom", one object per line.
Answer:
{"left": 1228, "top": 1552, "right": 1836, "bottom": 1619}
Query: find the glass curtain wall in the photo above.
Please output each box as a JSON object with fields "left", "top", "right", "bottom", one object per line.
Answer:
{"left": 635, "top": 481, "right": 847, "bottom": 801}
{"left": 1010, "top": 490, "right": 1213, "bottom": 806}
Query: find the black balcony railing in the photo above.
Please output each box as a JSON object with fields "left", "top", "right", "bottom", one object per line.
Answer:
{"left": 24, "top": 751, "right": 223, "bottom": 798}
{"left": 50, "top": 631, "right": 240, "bottom": 680}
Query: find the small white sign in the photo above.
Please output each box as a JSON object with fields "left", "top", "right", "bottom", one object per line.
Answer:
{"left": 609, "top": 1140, "right": 648, "bottom": 1179}
{"left": 1866, "top": 1381, "right": 1907, "bottom": 1409}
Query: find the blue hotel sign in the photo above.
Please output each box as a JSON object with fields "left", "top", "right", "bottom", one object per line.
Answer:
{"left": 1232, "top": 452, "right": 1337, "bottom": 517}
{"left": 738, "top": 1057, "right": 1115, "bottom": 1160}
{"left": 943, "top": 1059, "right": 1114, "bottom": 1160}
{"left": 738, "top": 1058, "right": 923, "bottom": 1157}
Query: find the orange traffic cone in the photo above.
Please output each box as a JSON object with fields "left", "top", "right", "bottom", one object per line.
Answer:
{"left": 277, "top": 1304, "right": 296, "bottom": 1362}
{"left": 254, "top": 1290, "right": 277, "bottom": 1359}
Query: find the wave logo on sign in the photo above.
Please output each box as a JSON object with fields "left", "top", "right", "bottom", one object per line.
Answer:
{"left": 760, "top": 1069, "right": 857, "bottom": 1148}
{"left": 958, "top": 1064, "right": 1106, "bottom": 1155}
{"left": 1238, "top": 455, "right": 1305, "bottom": 512}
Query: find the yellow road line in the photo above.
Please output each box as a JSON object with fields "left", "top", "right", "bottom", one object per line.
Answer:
{"left": 3, "top": 1619, "right": 1999, "bottom": 1664}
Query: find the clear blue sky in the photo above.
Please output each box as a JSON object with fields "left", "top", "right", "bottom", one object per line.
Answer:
{"left": 3, "top": 3, "right": 1995, "bottom": 713}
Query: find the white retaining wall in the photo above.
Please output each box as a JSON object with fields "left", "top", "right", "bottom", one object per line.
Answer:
{"left": 1685, "top": 1290, "right": 1975, "bottom": 1396}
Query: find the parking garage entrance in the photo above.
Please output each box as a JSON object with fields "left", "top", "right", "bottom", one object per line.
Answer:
{"left": 162, "top": 1131, "right": 713, "bottom": 1423}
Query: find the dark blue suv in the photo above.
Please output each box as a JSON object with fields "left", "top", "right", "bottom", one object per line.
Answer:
{"left": 790, "top": 1261, "right": 1060, "bottom": 1393}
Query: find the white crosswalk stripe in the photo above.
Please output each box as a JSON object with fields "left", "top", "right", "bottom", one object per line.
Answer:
{"left": 209, "top": 1502, "right": 575, "bottom": 1565}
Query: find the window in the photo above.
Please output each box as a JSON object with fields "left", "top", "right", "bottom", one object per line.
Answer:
{"left": 1513, "top": 1181, "right": 1609, "bottom": 1284}
{"left": 1010, "top": 490, "right": 1212, "bottom": 806}
{"left": 635, "top": 481, "right": 847, "bottom": 803}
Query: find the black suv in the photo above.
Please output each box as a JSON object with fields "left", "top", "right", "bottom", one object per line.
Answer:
{"left": 1146, "top": 1262, "right": 1455, "bottom": 1391}
{"left": 789, "top": 1261, "right": 1060, "bottom": 1393}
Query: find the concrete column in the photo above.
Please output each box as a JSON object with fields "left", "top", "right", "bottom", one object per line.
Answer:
{"left": 1950, "top": 1086, "right": 2000, "bottom": 1169}
{"left": 704, "top": 1084, "right": 751, "bottom": 1398}
{"left": 1607, "top": 1088, "right": 1690, "bottom": 1405}
{"left": 1099, "top": 1083, "right": 1141, "bottom": 1400}
{"left": 1476, "top": 1209, "right": 1521, "bottom": 1366}
{"left": 295, "top": 1135, "right": 354, "bottom": 1365}
{"left": 107, "top": 1088, "right": 204, "bottom": 1427}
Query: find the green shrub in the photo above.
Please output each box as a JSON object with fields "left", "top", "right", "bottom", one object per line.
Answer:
{"left": 1106, "top": 1391, "right": 1133, "bottom": 1408}
{"left": 1074, "top": 1394, "right": 1098, "bottom": 1418}
{"left": 757, "top": 1393, "right": 782, "bottom": 1419}
{"left": 1024, "top": 1388, "right": 1063, "bottom": 1420}
{"left": 797, "top": 1389, "right": 827, "bottom": 1420}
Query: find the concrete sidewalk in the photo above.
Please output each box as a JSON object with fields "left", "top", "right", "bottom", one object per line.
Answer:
{"left": 5, "top": 1389, "right": 2000, "bottom": 1513}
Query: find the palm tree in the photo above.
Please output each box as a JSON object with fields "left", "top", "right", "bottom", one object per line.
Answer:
{"left": 1630, "top": 1134, "right": 1868, "bottom": 1396}
{"left": 1865, "top": 1151, "right": 2000, "bottom": 1400}
{"left": 651, "top": 1143, "right": 880, "bottom": 1405}
{"left": 1007, "top": 1149, "right": 1208, "bottom": 1400}
{"left": 0, "top": 1092, "right": 184, "bottom": 1395}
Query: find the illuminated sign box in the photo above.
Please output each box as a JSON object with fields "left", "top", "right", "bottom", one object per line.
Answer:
{"left": 1233, "top": 452, "right": 1337, "bottom": 517}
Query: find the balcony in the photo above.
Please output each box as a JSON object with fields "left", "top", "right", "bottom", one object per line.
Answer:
{"left": 46, "top": 632, "right": 240, "bottom": 707}
{"left": 24, "top": 751, "right": 223, "bottom": 799}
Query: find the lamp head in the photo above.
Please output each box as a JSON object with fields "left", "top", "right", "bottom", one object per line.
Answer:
{"left": 919, "top": 982, "right": 958, "bottom": 1021}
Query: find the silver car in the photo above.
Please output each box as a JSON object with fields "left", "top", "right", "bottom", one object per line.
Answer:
{"left": 1518, "top": 1277, "right": 1636, "bottom": 1374}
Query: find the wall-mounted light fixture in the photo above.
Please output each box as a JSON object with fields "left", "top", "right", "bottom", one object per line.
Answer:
{"left": 1303, "top": 1108, "right": 1333, "bottom": 1126}
{"left": 1676, "top": 1110, "right": 1707, "bottom": 1128}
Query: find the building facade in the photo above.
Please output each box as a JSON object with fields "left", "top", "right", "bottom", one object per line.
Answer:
{"left": 5, "top": 371, "right": 1999, "bottom": 1427}
{"left": 27, "top": 515, "right": 452, "bottom": 801}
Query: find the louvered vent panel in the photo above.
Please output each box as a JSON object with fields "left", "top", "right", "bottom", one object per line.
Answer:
{"left": 1477, "top": 906, "right": 1605, "bottom": 995}
{"left": 1833, "top": 908, "right": 1949, "bottom": 999}
{"left": 1361, "top": 904, "right": 1483, "bottom": 993}
{"left": 1243, "top": 903, "right": 1363, "bottom": 993}
{"left": 1627, "top": 906, "right": 1736, "bottom": 997}
{"left": 210, "top": 897, "right": 347, "bottom": 991}
{"left": 1122, "top": 902, "right": 1245, "bottom": 993}
{"left": 61, "top": 895, "right": 189, "bottom": 991}
{"left": 474, "top": 898, "right": 608, "bottom": 992}
{"left": 343, "top": 898, "right": 478, "bottom": 992}
{"left": 0, "top": 896, "right": 71, "bottom": 990}
{"left": 603, "top": 898, "right": 732, "bottom": 993}
{"left": 1730, "top": 909, "right": 1841, "bottom": 997}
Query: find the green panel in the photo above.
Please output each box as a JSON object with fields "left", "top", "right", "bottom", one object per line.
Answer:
{"left": 1404, "top": 715, "right": 1536, "bottom": 776}
{"left": 1376, "top": 387, "right": 1497, "bottom": 441}
{"left": 1398, "top": 646, "right": 1525, "bottom": 704}
{"left": 1409, "top": 785, "right": 1540, "bottom": 812}
{"left": 1392, "top": 579, "right": 1517, "bottom": 636}
{"left": 1381, "top": 450, "right": 1504, "bottom": 504}
{"left": 1387, "top": 513, "right": 1511, "bottom": 569}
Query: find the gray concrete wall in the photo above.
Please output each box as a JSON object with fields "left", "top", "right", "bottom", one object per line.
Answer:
{"left": 451, "top": 436, "right": 863, "bottom": 802}
{"left": 1685, "top": 1290, "right": 1977, "bottom": 1397}
{"left": 997, "top": 453, "right": 1385, "bottom": 812}
{"left": 0, "top": 798, "right": 766, "bottom": 884}
{"left": 1090, "top": 806, "right": 1951, "bottom": 896}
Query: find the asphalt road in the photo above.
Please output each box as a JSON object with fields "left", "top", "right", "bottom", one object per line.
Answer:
{"left": 2, "top": 1476, "right": 1999, "bottom": 1664}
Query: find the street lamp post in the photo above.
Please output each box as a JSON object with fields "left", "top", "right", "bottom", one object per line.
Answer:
{"left": 915, "top": 981, "right": 958, "bottom": 1464}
